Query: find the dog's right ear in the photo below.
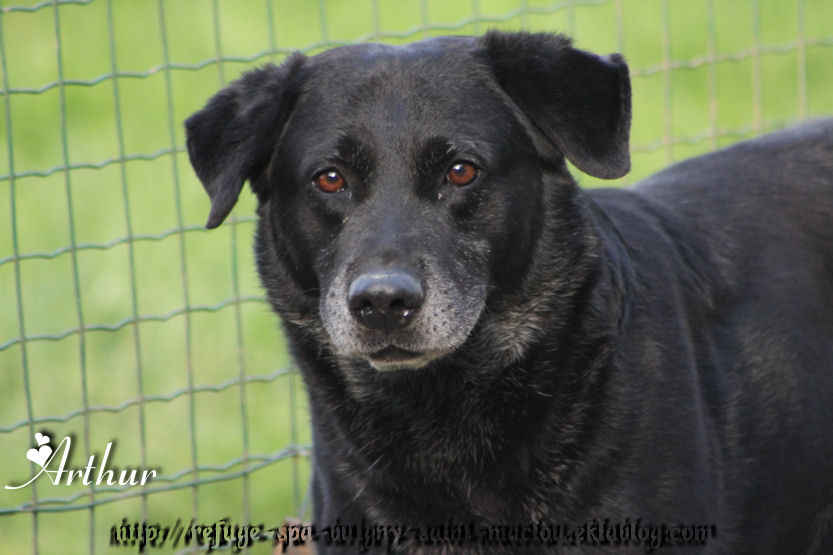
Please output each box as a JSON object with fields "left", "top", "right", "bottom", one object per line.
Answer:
{"left": 185, "top": 54, "right": 306, "bottom": 229}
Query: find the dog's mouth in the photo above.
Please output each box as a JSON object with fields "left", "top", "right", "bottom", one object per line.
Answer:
{"left": 367, "top": 346, "right": 432, "bottom": 371}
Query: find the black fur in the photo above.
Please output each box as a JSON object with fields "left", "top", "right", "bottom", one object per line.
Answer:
{"left": 185, "top": 31, "right": 833, "bottom": 554}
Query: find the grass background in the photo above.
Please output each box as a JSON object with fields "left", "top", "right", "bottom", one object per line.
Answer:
{"left": 1, "top": 0, "right": 832, "bottom": 553}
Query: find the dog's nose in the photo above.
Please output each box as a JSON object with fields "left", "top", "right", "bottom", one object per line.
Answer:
{"left": 347, "top": 270, "right": 424, "bottom": 332}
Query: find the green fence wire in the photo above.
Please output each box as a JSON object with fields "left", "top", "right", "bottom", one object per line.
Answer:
{"left": 1, "top": 0, "right": 832, "bottom": 553}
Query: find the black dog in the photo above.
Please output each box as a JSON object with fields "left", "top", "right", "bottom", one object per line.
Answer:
{"left": 185, "top": 31, "right": 833, "bottom": 554}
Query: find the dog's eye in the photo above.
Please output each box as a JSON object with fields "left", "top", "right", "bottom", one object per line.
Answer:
{"left": 446, "top": 162, "right": 479, "bottom": 187}
{"left": 313, "top": 169, "right": 346, "bottom": 193}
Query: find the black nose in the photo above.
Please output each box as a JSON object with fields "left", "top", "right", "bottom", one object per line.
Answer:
{"left": 347, "top": 270, "right": 424, "bottom": 332}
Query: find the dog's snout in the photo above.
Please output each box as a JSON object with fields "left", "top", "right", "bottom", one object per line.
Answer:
{"left": 347, "top": 270, "right": 424, "bottom": 332}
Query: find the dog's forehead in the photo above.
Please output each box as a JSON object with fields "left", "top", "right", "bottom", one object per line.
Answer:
{"left": 283, "top": 37, "right": 520, "bottom": 167}
{"left": 296, "top": 37, "right": 499, "bottom": 120}
{"left": 307, "top": 35, "right": 479, "bottom": 74}
{"left": 312, "top": 35, "right": 473, "bottom": 60}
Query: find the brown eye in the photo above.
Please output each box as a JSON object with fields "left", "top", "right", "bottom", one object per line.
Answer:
{"left": 314, "top": 169, "right": 345, "bottom": 193}
{"left": 446, "top": 161, "right": 479, "bottom": 187}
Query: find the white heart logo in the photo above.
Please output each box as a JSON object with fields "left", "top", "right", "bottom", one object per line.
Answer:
{"left": 26, "top": 445, "right": 53, "bottom": 468}
{"left": 35, "top": 432, "right": 50, "bottom": 447}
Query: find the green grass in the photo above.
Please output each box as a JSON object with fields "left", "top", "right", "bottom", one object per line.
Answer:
{"left": 1, "top": 0, "right": 832, "bottom": 553}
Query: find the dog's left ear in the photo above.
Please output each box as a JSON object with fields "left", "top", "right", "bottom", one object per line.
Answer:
{"left": 478, "top": 31, "right": 631, "bottom": 179}
{"left": 185, "top": 54, "right": 306, "bottom": 228}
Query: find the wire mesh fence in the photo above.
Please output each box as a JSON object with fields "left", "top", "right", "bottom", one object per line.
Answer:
{"left": 1, "top": 0, "right": 832, "bottom": 553}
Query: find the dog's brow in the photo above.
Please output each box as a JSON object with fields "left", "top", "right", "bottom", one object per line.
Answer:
{"left": 416, "top": 137, "right": 456, "bottom": 178}
{"left": 336, "top": 133, "right": 375, "bottom": 177}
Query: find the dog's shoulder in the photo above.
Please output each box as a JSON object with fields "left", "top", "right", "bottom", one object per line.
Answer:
{"left": 615, "top": 119, "right": 833, "bottom": 250}
{"left": 633, "top": 118, "right": 833, "bottom": 199}
{"left": 585, "top": 120, "right": 833, "bottom": 314}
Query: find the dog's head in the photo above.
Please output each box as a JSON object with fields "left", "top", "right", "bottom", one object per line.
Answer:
{"left": 185, "top": 31, "right": 630, "bottom": 372}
